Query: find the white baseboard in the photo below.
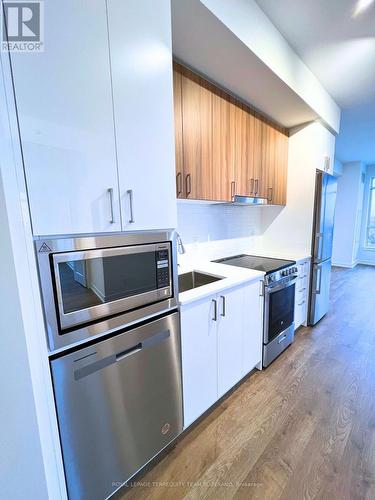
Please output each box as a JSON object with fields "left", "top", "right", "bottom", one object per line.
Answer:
{"left": 357, "top": 260, "right": 375, "bottom": 266}
{"left": 332, "top": 260, "right": 357, "bottom": 269}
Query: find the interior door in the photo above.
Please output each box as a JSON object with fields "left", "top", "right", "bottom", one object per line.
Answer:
{"left": 108, "top": 0, "right": 177, "bottom": 230}
{"left": 9, "top": 0, "right": 121, "bottom": 236}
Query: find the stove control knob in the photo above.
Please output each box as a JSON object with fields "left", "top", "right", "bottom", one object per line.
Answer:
{"left": 282, "top": 270, "right": 287, "bottom": 277}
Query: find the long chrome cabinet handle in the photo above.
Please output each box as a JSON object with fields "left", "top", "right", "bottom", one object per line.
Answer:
{"left": 254, "top": 179, "right": 259, "bottom": 195}
{"left": 220, "top": 295, "right": 226, "bottom": 317}
{"left": 127, "top": 189, "right": 135, "bottom": 223}
{"left": 107, "top": 188, "right": 115, "bottom": 224}
{"left": 212, "top": 299, "right": 218, "bottom": 322}
{"left": 268, "top": 187, "right": 273, "bottom": 202}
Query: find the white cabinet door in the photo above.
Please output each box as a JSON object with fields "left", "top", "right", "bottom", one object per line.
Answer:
{"left": 241, "top": 282, "right": 263, "bottom": 376}
{"left": 180, "top": 297, "right": 217, "bottom": 428}
{"left": 217, "top": 286, "right": 245, "bottom": 398}
{"left": 10, "top": 0, "right": 121, "bottom": 236}
{"left": 107, "top": 0, "right": 177, "bottom": 231}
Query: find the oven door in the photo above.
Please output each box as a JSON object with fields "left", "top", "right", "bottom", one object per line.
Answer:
{"left": 52, "top": 243, "right": 172, "bottom": 331}
{"left": 264, "top": 279, "right": 296, "bottom": 344}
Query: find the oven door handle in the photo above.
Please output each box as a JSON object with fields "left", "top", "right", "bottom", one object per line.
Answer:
{"left": 265, "top": 278, "right": 297, "bottom": 294}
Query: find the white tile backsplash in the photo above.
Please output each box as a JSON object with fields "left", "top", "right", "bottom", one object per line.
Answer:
{"left": 176, "top": 201, "right": 263, "bottom": 265}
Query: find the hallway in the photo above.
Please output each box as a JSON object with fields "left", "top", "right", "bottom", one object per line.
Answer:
{"left": 121, "top": 265, "right": 375, "bottom": 500}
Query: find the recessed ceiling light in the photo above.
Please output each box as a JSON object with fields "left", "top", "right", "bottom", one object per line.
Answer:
{"left": 353, "top": 0, "right": 375, "bottom": 17}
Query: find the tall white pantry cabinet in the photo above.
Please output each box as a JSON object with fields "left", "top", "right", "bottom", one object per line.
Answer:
{"left": 9, "top": 0, "right": 177, "bottom": 236}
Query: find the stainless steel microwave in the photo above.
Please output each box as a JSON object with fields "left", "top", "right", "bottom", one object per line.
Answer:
{"left": 35, "top": 231, "right": 178, "bottom": 353}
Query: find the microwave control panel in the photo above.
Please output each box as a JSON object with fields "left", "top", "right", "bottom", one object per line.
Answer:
{"left": 156, "top": 249, "right": 170, "bottom": 288}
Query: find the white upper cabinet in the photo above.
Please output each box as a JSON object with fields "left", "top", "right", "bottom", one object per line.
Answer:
{"left": 10, "top": 0, "right": 121, "bottom": 236}
{"left": 107, "top": 0, "right": 177, "bottom": 231}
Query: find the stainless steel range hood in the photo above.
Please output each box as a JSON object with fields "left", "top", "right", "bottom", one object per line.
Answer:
{"left": 231, "top": 195, "right": 269, "bottom": 205}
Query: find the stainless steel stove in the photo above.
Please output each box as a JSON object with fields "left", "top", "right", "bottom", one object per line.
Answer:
{"left": 213, "top": 254, "right": 298, "bottom": 367}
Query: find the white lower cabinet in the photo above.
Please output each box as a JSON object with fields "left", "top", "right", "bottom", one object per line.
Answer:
{"left": 180, "top": 280, "right": 263, "bottom": 429}
{"left": 180, "top": 297, "right": 218, "bottom": 428}
{"left": 294, "top": 258, "right": 311, "bottom": 328}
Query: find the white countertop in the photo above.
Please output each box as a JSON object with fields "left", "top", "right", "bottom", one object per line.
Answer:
{"left": 178, "top": 261, "right": 264, "bottom": 306}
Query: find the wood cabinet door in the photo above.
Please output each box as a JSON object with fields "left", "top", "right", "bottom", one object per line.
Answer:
{"left": 181, "top": 68, "right": 213, "bottom": 200}
{"left": 259, "top": 119, "right": 288, "bottom": 205}
{"left": 259, "top": 119, "right": 275, "bottom": 200}
{"left": 173, "top": 65, "right": 184, "bottom": 198}
{"left": 180, "top": 297, "right": 218, "bottom": 428}
{"left": 234, "top": 103, "right": 256, "bottom": 197}
{"left": 271, "top": 130, "right": 289, "bottom": 205}
{"left": 212, "top": 91, "right": 236, "bottom": 201}
{"left": 10, "top": 0, "right": 121, "bottom": 236}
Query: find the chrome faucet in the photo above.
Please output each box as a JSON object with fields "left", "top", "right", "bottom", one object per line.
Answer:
{"left": 176, "top": 232, "right": 186, "bottom": 254}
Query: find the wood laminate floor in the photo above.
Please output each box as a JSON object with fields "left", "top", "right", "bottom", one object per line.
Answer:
{"left": 121, "top": 265, "right": 375, "bottom": 500}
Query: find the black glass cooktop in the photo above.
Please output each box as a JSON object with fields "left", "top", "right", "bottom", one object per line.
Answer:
{"left": 213, "top": 254, "right": 296, "bottom": 274}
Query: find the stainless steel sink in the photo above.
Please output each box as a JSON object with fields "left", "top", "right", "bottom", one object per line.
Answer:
{"left": 178, "top": 271, "right": 223, "bottom": 293}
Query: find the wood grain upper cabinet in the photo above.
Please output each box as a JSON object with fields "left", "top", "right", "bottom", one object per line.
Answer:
{"left": 107, "top": 0, "right": 177, "bottom": 231}
{"left": 172, "top": 63, "right": 289, "bottom": 206}
{"left": 9, "top": 0, "right": 121, "bottom": 236}
{"left": 212, "top": 91, "right": 236, "bottom": 201}
{"left": 272, "top": 129, "right": 289, "bottom": 205}
{"left": 180, "top": 68, "right": 213, "bottom": 200}
{"left": 259, "top": 118, "right": 289, "bottom": 205}
{"left": 233, "top": 103, "right": 255, "bottom": 198}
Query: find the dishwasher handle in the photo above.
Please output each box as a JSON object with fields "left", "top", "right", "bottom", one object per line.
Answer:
{"left": 74, "top": 329, "right": 170, "bottom": 381}
{"left": 116, "top": 343, "right": 142, "bottom": 362}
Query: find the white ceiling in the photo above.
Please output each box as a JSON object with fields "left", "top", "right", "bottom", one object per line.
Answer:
{"left": 255, "top": 0, "right": 375, "bottom": 109}
{"left": 256, "top": 0, "right": 375, "bottom": 163}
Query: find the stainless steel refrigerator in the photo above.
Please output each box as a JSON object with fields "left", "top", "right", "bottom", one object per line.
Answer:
{"left": 308, "top": 170, "right": 338, "bottom": 325}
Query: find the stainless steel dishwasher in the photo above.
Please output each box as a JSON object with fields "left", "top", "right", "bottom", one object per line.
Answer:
{"left": 50, "top": 311, "right": 183, "bottom": 500}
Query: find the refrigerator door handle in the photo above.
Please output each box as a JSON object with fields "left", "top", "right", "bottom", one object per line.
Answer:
{"left": 316, "top": 232, "right": 324, "bottom": 262}
{"left": 315, "top": 266, "right": 322, "bottom": 295}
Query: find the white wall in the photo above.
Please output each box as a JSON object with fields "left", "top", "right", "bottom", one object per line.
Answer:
{"left": 176, "top": 201, "right": 263, "bottom": 265}
{"left": 358, "top": 164, "right": 375, "bottom": 265}
{"left": 260, "top": 122, "right": 334, "bottom": 256}
{"left": 0, "top": 175, "right": 49, "bottom": 500}
{"left": 0, "top": 46, "right": 66, "bottom": 499}
{"left": 333, "top": 158, "right": 343, "bottom": 177}
{"left": 332, "top": 162, "right": 365, "bottom": 268}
